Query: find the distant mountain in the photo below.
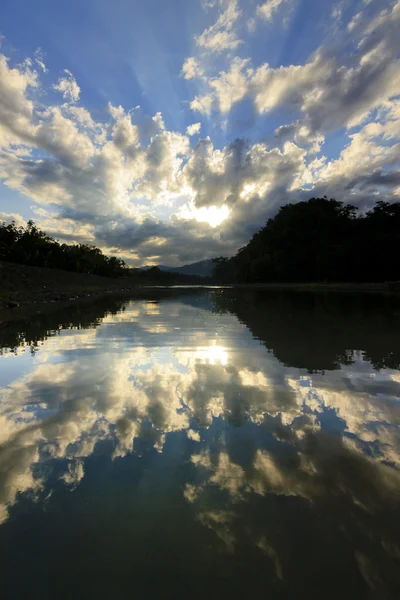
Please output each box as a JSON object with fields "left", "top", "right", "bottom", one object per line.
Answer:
{"left": 140, "top": 259, "right": 214, "bottom": 277}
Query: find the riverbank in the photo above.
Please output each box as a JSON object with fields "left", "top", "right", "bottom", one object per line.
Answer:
{"left": 0, "top": 261, "right": 213, "bottom": 322}
{"left": 0, "top": 260, "right": 148, "bottom": 314}
{"left": 231, "top": 281, "right": 400, "bottom": 292}
{"left": 1, "top": 260, "right": 399, "bottom": 320}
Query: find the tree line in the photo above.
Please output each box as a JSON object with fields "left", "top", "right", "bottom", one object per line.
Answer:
{"left": 0, "top": 220, "right": 126, "bottom": 277}
{"left": 213, "top": 198, "right": 400, "bottom": 283}
{"left": 212, "top": 288, "right": 400, "bottom": 371}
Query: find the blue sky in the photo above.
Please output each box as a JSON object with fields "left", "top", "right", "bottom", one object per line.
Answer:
{"left": 0, "top": 0, "right": 399, "bottom": 265}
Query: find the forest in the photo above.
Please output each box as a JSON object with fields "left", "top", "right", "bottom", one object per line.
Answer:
{"left": 212, "top": 198, "right": 400, "bottom": 283}
{"left": 2, "top": 198, "right": 399, "bottom": 284}
{"left": 0, "top": 219, "right": 209, "bottom": 285}
{"left": 0, "top": 219, "right": 126, "bottom": 278}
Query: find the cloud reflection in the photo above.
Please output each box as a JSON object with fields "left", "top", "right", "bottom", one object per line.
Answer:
{"left": 0, "top": 289, "right": 399, "bottom": 592}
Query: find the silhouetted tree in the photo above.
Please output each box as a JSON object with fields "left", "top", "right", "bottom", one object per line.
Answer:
{"left": 213, "top": 198, "right": 400, "bottom": 283}
{"left": 0, "top": 220, "right": 126, "bottom": 277}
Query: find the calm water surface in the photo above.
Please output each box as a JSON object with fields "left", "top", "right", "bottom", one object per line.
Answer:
{"left": 0, "top": 289, "right": 400, "bottom": 599}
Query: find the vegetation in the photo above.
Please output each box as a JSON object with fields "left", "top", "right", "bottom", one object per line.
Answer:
{"left": 0, "top": 220, "right": 126, "bottom": 277}
{"left": 212, "top": 289, "right": 400, "bottom": 372}
{"left": 0, "top": 221, "right": 211, "bottom": 286}
{"left": 3, "top": 197, "right": 399, "bottom": 286}
{"left": 213, "top": 198, "right": 400, "bottom": 283}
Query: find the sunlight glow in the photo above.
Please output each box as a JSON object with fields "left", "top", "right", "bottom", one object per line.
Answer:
{"left": 240, "top": 183, "right": 256, "bottom": 199}
{"left": 179, "top": 202, "right": 230, "bottom": 228}
{"left": 194, "top": 205, "right": 230, "bottom": 227}
{"left": 195, "top": 343, "right": 229, "bottom": 365}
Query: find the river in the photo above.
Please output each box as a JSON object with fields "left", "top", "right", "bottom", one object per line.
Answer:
{"left": 0, "top": 288, "right": 399, "bottom": 599}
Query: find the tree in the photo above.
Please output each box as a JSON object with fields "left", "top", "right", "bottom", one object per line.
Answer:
{"left": 0, "top": 220, "right": 127, "bottom": 278}
{"left": 212, "top": 198, "right": 400, "bottom": 283}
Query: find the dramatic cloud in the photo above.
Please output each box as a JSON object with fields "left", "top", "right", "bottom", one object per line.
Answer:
{"left": 0, "top": 0, "right": 399, "bottom": 265}
{"left": 191, "top": 0, "right": 400, "bottom": 137}
{"left": 182, "top": 136, "right": 306, "bottom": 209}
{"left": 1, "top": 295, "right": 399, "bottom": 527}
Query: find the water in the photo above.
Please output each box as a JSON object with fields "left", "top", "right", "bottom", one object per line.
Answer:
{"left": 0, "top": 288, "right": 399, "bottom": 599}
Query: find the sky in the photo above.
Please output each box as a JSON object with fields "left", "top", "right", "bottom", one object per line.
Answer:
{"left": 0, "top": 0, "right": 399, "bottom": 266}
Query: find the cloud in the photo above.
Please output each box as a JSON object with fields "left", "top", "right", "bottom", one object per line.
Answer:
{"left": 195, "top": 0, "right": 242, "bottom": 53}
{"left": 1, "top": 293, "right": 400, "bottom": 527}
{"left": 201, "top": 0, "right": 217, "bottom": 9}
{"left": 191, "top": 57, "right": 251, "bottom": 115}
{"left": 347, "top": 11, "right": 363, "bottom": 32}
{"left": 61, "top": 459, "right": 85, "bottom": 487}
{"left": 34, "top": 48, "right": 48, "bottom": 73}
{"left": 275, "top": 122, "right": 325, "bottom": 154}
{"left": 295, "top": 103, "right": 400, "bottom": 200}
{"left": 186, "top": 122, "right": 202, "bottom": 136}
{"left": 181, "top": 57, "right": 204, "bottom": 80}
{"left": 93, "top": 215, "right": 236, "bottom": 264}
{"left": 53, "top": 69, "right": 80, "bottom": 102}
{"left": 65, "top": 105, "right": 97, "bottom": 129}
{"left": 1, "top": 14, "right": 400, "bottom": 269}
{"left": 187, "top": 429, "right": 201, "bottom": 441}
{"left": 0, "top": 54, "right": 38, "bottom": 146}
{"left": 191, "top": 0, "right": 400, "bottom": 139}
{"left": 0, "top": 211, "right": 26, "bottom": 227}
{"left": 182, "top": 136, "right": 306, "bottom": 210}
{"left": 255, "top": 0, "right": 291, "bottom": 22}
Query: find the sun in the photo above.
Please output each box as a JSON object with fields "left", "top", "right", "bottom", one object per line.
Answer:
{"left": 194, "top": 205, "right": 230, "bottom": 228}
{"left": 179, "top": 202, "right": 230, "bottom": 228}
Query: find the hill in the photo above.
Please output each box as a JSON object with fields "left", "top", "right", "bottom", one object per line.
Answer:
{"left": 141, "top": 259, "right": 214, "bottom": 278}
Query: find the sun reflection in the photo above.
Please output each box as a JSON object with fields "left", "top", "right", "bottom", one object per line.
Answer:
{"left": 195, "top": 343, "right": 229, "bottom": 365}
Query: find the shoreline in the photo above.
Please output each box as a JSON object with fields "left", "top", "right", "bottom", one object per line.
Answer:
{"left": 230, "top": 281, "right": 400, "bottom": 292}
{"left": 1, "top": 260, "right": 399, "bottom": 323}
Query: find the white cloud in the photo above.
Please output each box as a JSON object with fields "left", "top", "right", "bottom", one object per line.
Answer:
{"left": 186, "top": 122, "right": 202, "bottom": 136}
{"left": 190, "top": 57, "right": 251, "bottom": 115}
{"left": 195, "top": 0, "right": 242, "bottom": 53}
{"left": 0, "top": 53, "right": 38, "bottom": 146}
{"left": 296, "top": 105, "right": 400, "bottom": 197}
{"left": 53, "top": 69, "right": 80, "bottom": 102}
{"left": 0, "top": 211, "right": 26, "bottom": 227}
{"left": 347, "top": 11, "right": 363, "bottom": 31}
{"left": 34, "top": 48, "right": 48, "bottom": 73}
{"left": 65, "top": 105, "right": 97, "bottom": 129}
{"left": 112, "top": 113, "right": 140, "bottom": 149}
{"left": 181, "top": 57, "right": 204, "bottom": 80}
{"left": 191, "top": 0, "right": 400, "bottom": 142}
{"left": 187, "top": 429, "right": 201, "bottom": 441}
{"left": 256, "top": 0, "right": 291, "bottom": 22}
{"left": 108, "top": 102, "right": 125, "bottom": 120}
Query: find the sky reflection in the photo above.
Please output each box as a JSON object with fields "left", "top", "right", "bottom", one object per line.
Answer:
{"left": 0, "top": 290, "right": 399, "bottom": 597}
